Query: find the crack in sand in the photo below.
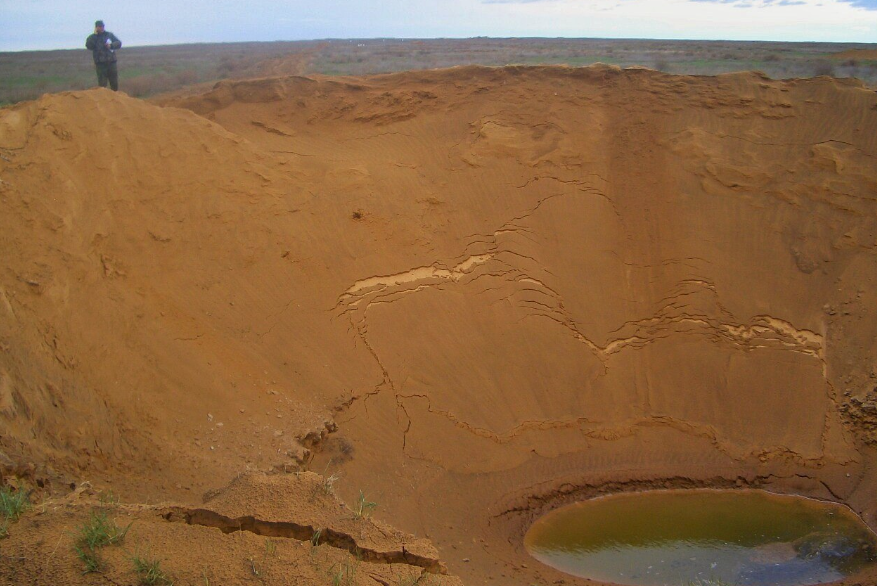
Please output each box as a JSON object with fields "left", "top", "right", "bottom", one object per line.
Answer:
{"left": 602, "top": 313, "right": 824, "bottom": 359}
{"left": 395, "top": 394, "right": 414, "bottom": 451}
{"left": 397, "top": 392, "right": 596, "bottom": 444}
{"left": 340, "top": 254, "right": 493, "bottom": 299}
{"left": 161, "top": 507, "right": 446, "bottom": 573}
{"left": 337, "top": 223, "right": 827, "bottom": 395}
{"left": 333, "top": 179, "right": 832, "bottom": 466}
{"left": 517, "top": 301, "right": 824, "bottom": 371}
{"left": 395, "top": 393, "right": 831, "bottom": 466}
{"left": 251, "top": 120, "right": 294, "bottom": 137}
{"left": 689, "top": 130, "right": 877, "bottom": 160}
{"left": 334, "top": 251, "right": 502, "bottom": 412}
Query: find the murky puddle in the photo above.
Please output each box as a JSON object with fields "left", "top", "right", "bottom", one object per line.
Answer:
{"left": 524, "top": 489, "right": 877, "bottom": 586}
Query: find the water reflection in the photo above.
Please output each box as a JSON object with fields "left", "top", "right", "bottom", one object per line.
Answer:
{"left": 524, "top": 489, "right": 877, "bottom": 586}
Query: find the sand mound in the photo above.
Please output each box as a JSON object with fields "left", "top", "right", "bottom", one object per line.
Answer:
{"left": 2, "top": 65, "right": 877, "bottom": 584}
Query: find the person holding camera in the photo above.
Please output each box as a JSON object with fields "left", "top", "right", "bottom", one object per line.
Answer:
{"left": 86, "top": 20, "right": 122, "bottom": 91}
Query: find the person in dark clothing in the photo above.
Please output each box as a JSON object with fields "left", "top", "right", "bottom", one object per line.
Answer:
{"left": 85, "top": 20, "right": 122, "bottom": 91}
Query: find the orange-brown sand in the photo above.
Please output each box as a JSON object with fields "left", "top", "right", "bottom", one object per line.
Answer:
{"left": 1, "top": 65, "right": 877, "bottom": 585}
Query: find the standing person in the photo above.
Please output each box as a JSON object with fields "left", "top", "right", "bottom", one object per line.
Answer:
{"left": 85, "top": 20, "right": 122, "bottom": 91}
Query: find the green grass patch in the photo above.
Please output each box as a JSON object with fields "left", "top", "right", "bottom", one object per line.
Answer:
{"left": 74, "top": 545, "right": 102, "bottom": 574}
{"left": 0, "top": 486, "right": 30, "bottom": 523}
{"left": 132, "top": 551, "right": 173, "bottom": 585}
{"left": 73, "top": 510, "right": 131, "bottom": 573}
{"left": 76, "top": 510, "right": 130, "bottom": 548}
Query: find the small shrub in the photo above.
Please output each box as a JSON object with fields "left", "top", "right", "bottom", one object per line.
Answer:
{"left": 174, "top": 69, "right": 198, "bottom": 85}
{"left": 653, "top": 59, "right": 671, "bottom": 72}
{"left": 812, "top": 60, "right": 836, "bottom": 77}
{"left": 218, "top": 56, "right": 239, "bottom": 74}
{"left": 122, "top": 76, "right": 153, "bottom": 98}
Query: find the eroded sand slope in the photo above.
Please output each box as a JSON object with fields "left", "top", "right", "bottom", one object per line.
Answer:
{"left": 1, "top": 65, "right": 877, "bottom": 584}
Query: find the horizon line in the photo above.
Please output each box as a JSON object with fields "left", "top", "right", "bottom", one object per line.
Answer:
{"left": 3, "top": 35, "right": 876, "bottom": 55}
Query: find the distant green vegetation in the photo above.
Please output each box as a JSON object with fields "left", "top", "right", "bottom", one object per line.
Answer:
{"left": 1, "top": 38, "right": 874, "bottom": 106}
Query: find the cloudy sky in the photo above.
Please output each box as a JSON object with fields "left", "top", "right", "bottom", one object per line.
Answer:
{"left": 1, "top": 0, "right": 875, "bottom": 51}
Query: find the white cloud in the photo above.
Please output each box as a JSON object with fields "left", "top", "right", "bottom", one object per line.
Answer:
{"left": 1, "top": 0, "right": 876, "bottom": 50}
{"left": 472, "top": 0, "right": 877, "bottom": 41}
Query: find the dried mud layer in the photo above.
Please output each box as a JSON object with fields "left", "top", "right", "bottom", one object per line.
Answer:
{"left": 1, "top": 65, "right": 877, "bottom": 585}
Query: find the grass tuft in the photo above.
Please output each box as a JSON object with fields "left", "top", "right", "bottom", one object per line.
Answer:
{"left": 319, "top": 472, "right": 340, "bottom": 495}
{"left": 73, "top": 510, "right": 131, "bottom": 573}
{"left": 248, "top": 556, "right": 261, "bottom": 577}
{"left": 0, "top": 486, "right": 30, "bottom": 540}
{"left": 132, "top": 551, "right": 173, "bottom": 585}
{"left": 328, "top": 557, "right": 359, "bottom": 586}
{"left": 353, "top": 490, "right": 377, "bottom": 519}
{"left": 74, "top": 544, "right": 102, "bottom": 573}
{"left": 0, "top": 486, "right": 30, "bottom": 522}
{"left": 77, "top": 510, "right": 130, "bottom": 549}
{"left": 265, "top": 537, "right": 277, "bottom": 556}
{"left": 398, "top": 571, "right": 435, "bottom": 586}
{"left": 98, "top": 490, "right": 120, "bottom": 507}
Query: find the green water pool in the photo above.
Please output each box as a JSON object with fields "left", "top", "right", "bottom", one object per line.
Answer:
{"left": 524, "top": 489, "right": 877, "bottom": 586}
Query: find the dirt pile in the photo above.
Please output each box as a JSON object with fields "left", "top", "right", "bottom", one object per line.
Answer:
{"left": 1, "top": 65, "right": 877, "bottom": 585}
